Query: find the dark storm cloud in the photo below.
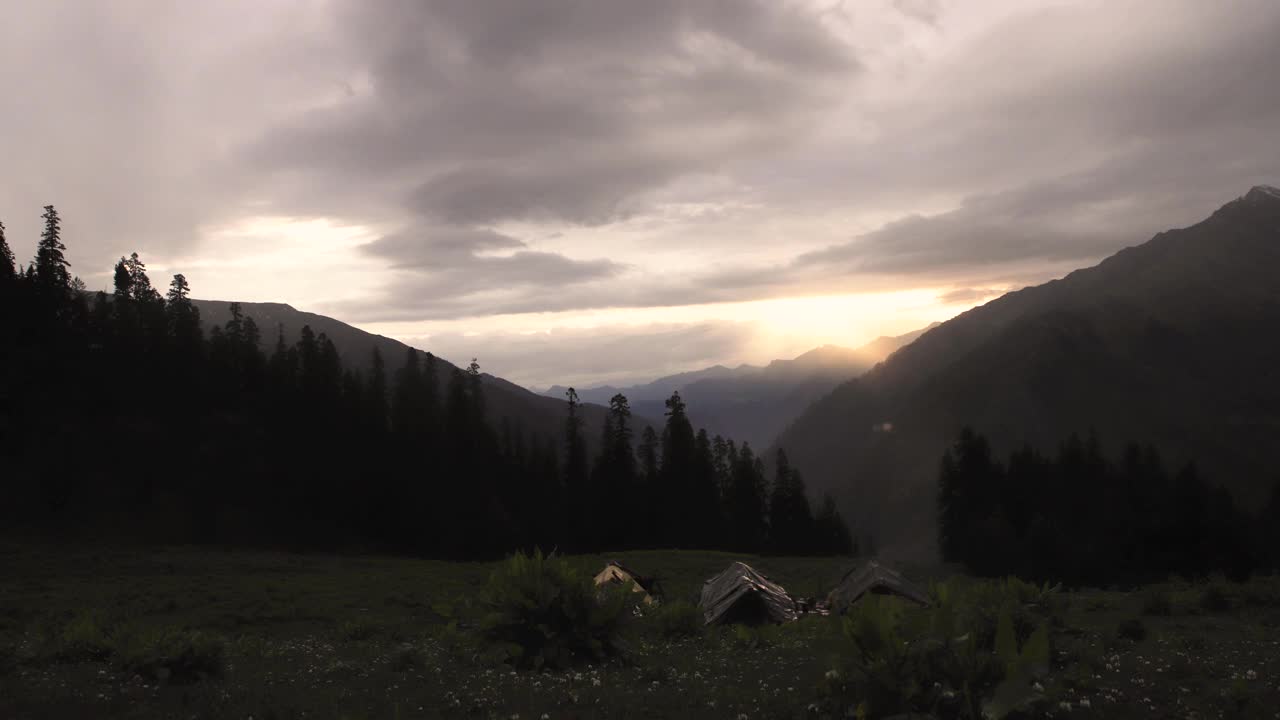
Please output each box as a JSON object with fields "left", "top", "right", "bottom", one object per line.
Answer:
{"left": 247, "top": 0, "right": 857, "bottom": 226}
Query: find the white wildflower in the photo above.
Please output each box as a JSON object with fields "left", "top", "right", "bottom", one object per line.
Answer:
{"left": 1033, "top": 682, "right": 1045, "bottom": 692}
{"left": 1079, "top": 698, "right": 1092, "bottom": 708}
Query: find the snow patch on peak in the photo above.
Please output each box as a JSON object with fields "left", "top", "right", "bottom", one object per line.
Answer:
{"left": 1247, "top": 184, "right": 1280, "bottom": 200}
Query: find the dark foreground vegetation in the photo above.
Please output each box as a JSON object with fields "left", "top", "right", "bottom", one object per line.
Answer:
{"left": 938, "top": 428, "right": 1280, "bottom": 583}
{"left": 0, "top": 207, "right": 850, "bottom": 560}
{"left": 3, "top": 544, "right": 1280, "bottom": 719}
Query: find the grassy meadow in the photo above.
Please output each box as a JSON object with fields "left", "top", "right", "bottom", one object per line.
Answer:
{"left": 2, "top": 542, "right": 1279, "bottom": 719}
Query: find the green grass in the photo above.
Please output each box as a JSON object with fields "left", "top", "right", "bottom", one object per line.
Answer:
{"left": 1, "top": 542, "right": 1279, "bottom": 719}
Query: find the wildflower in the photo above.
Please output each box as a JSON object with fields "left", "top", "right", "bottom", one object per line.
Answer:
{"left": 1247, "top": 670, "right": 1259, "bottom": 680}
{"left": 1079, "top": 698, "right": 1092, "bottom": 708}
{"left": 1033, "top": 682, "right": 1045, "bottom": 692}
{"left": 824, "top": 669, "right": 839, "bottom": 680}
{"left": 1059, "top": 701, "right": 1072, "bottom": 711}
{"left": 592, "top": 677, "right": 601, "bottom": 687}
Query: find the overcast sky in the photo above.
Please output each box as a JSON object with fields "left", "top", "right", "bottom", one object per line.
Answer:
{"left": 3, "top": 0, "right": 1278, "bottom": 388}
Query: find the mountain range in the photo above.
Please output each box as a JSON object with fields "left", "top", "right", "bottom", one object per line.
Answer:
{"left": 776, "top": 185, "right": 1280, "bottom": 558}
{"left": 543, "top": 325, "right": 938, "bottom": 449}
{"left": 190, "top": 299, "right": 626, "bottom": 453}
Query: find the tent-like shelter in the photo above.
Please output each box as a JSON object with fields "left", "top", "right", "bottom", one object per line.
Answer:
{"left": 699, "top": 562, "right": 798, "bottom": 625}
{"left": 826, "top": 560, "right": 931, "bottom": 612}
{"left": 593, "top": 561, "right": 661, "bottom": 605}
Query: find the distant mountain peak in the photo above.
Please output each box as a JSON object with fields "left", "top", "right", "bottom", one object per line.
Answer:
{"left": 1245, "top": 184, "right": 1280, "bottom": 202}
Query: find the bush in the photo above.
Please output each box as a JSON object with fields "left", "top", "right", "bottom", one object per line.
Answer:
{"left": 116, "top": 627, "right": 224, "bottom": 684}
{"left": 820, "top": 581, "right": 1051, "bottom": 720}
{"left": 1116, "top": 617, "right": 1146, "bottom": 642}
{"left": 1199, "top": 582, "right": 1232, "bottom": 613}
{"left": 1140, "top": 588, "right": 1173, "bottom": 616}
{"left": 52, "top": 610, "right": 115, "bottom": 662}
{"left": 338, "top": 618, "right": 384, "bottom": 642}
{"left": 388, "top": 643, "right": 422, "bottom": 673}
{"left": 478, "top": 550, "right": 631, "bottom": 669}
{"left": 644, "top": 601, "right": 703, "bottom": 639}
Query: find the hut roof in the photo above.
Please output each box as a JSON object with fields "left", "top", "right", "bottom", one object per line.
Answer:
{"left": 699, "top": 562, "right": 798, "bottom": 626}
{"left": 593, "top": 560, "right": 660, "bottom": 604}
{"left": 827, "top": 560, "right": 931, "bottom": 611}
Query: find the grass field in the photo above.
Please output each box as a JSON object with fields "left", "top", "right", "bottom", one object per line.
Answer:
{"left": 2, "top": 542, "right": 1279, "bottom": 719}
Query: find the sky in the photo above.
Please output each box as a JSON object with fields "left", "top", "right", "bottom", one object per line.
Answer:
{"left": 2, "top": 0, "right": 1278, "bottom": 390}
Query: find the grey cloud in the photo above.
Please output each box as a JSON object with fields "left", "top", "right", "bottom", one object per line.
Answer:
{"left": 892, "top": 0, "right": 941, "bottom": 26}
{"left": 936, "top": 287, "right": 1007, "bottom": 305}
{"left": 354, "top": 227, "right": 624, "bottom": 313}
{"left": 0, "top": 2, "right": 338, "bottom": 275}
{"left": 246, "top": 0, "right": 857, "bottom": 226}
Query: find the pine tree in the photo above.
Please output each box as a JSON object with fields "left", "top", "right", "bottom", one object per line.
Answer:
{"left": 466, "top": 358, "right": 485, "bottom": 431}
{"left": 725, "top": 442, "right": 769, "bottom": 552}
{"left": 124, "top": 253, "right": 159, "bottom": 303}
{"left": 366, "top": 347, "right": 388, "bottom": 433}
{"left": 0, "top": 219, "right": 14, "bottom": 282}
{"left": 165, "top": 274, "right": 203, "bottom": 372}
{"left": 813, "top": 493, "right": 854, "bottom": 555}
{"left": 392, "top": 348, "right": 421, "bottom": 437}
{"left": 658, "top": 391, "right": 698, "bottom": 546}
{"left": 769, "top": 448, "right": 814, "bottom": 555}
{"left": 563, "top": 387, "right": 589, "bottom": 550}
{"left": 34, "top": 205, "right": 70, "bottom": 290}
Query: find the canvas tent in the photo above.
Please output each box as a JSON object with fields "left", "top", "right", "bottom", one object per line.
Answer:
{"left": 699, "top": 562, "right": 799, "bottom": 625}
{"left": 593, "top": 561, "right": 660, "bottom": 605}
{"left": 827, "top": 560, "right": 931, "bottom": 612}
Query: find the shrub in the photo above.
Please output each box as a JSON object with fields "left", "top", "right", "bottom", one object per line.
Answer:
{"left": 478, "top": 550, "right": 631, "bottom": 669}
{"left": 1140, "top": 588, "right": 1173, "bottom": 616}
{"left": 1199, "top": 582, "right": 1231, "bottom": 613}
{"left": 388, "top": 643, "right": 422, "bottom": 673}
{"left": 1116, "top": 617, "right": 1146, "bottom": 642}
{"left": 52, "top": 610, "right": 115, "bottom": 662}
{"left": 820, "top": 581, "right": 1051, "bottom": 720}
{"left": 116, "top": 627, "right": 224, "bottom": 684}
{"left": 644, "top": 601, "right": 703, "bottom": 639}
{"left": 338, "top": 618, "right": 383, "bottom": 642}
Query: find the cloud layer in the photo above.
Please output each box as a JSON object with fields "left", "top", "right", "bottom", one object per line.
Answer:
{"left": 3, "top": 0, "right": 1279, "bottom": 385}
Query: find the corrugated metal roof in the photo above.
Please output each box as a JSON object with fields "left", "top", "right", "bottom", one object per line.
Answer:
{"left": 699, "top": 562, "right": 798, "bottom": 625}
{"left": 827, "top": 560, "right": 931, "bottom": 611}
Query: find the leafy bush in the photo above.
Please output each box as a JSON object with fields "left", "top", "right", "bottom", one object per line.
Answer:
{"left": 478, "top": 550, "right": 631, "bottom": 669}
{"left": 52, "top": 609, "right": 115, "bottom": 662}
{"left": 1238, "top": 576, "right": 1280, "bottom": 608}
{"left": 820, "top": 581, "right": 1051, "bottom": 719}
{"left": 1140, "top": 588, "right": 1173, "bottom": 616}
{"left": 116, "top": 627, "right": 224, "bottom": 684}
{"left": 1199, "top": 581, "right": 1232, "bottom": 613}
{"left": 644, "top": 601, "right": 703, "bottom": 639}
{"left": 338, "top": 618, "right": 384, "bottom": 642}
{"left": 1116, "top": 617, "right": 1146, "bottom": 642}
{"left": 388, "top": 643, "right": 422, "bottom": 673}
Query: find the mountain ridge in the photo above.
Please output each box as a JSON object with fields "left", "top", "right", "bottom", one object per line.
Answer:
{"left": 544, "top": 324, "right": 939, "bottom": 448}
{"left": 775, "top": 185, "right": 1280, "bottom": 559}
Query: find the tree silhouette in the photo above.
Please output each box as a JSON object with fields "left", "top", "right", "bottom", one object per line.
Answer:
{"left": 34, "top": 205, "right": 70, "bottom": 291}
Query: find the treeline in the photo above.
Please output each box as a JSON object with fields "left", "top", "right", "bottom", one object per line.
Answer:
{"left": 562, "top": 389, "right": 854, "bottom": 556}
{"left": 937, "top": 427, "right": 1280, "bottom": 584}
{"left": 0, "top": 206, "right": 852, "bottom": 558}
